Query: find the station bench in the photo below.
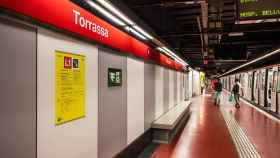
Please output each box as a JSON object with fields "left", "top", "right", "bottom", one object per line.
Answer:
{"left": 152, "top": 101, "right": 191, "bottom": 144}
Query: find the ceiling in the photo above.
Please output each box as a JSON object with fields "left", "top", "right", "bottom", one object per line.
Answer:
{"left": 74, "top": 0, "right": 280, "bottom": 76}
{"left": 114, "top": 0, "right": 280, "bottom": 76}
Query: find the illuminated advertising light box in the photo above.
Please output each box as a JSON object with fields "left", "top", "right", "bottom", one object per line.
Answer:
{"left": 108, "top": 68, "right": 122, "bottom": 87}
{"left": 238, "top": 0, "right": 280, "bottom": 20}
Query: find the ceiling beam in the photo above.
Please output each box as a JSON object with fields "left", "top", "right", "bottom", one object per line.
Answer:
{"left": 170, "top": 9, "right": 201, "bottom": 16}
{"left": 160, "top": 32, "right": 201, "bottom": 38}
{"left": 176, "top": 15, "right": 199, "bottom": 21}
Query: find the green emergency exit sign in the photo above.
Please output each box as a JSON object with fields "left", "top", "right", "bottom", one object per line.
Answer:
{"left": 108, "top": 68, "right": 122, "bottom": 87}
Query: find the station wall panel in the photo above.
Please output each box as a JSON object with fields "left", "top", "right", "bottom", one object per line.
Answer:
{"left": 144, "top": 63, "right": 155, "bottom": 130}
{"left": 127, "top": 58, "right": 145, "bottom": 144}
{"left": 180, "top": 72, "right": 184, "bottom": 101}
{"left": 98, "top": 48, "right": 127, "bottom": 158}
{"left": 163, "top": 68, "right": 170, "bottom": 113}
{"left": 183, "top": 73, "right": 187, "bottom": 100}
{"left": 0, "top": 19, "right": 36, "bottom": 158}
{"left": 37, "top": 28, "right": 98, "bottom": 158}
{"left": 174, "top": 71, "right": 178, "bottom": 105}
{"left": 169, "top": 70, "right": 175, "bottom": 109}
{"left": 177, "top": 72, "right": 181, "bottom": 104}
{"left": 192, "top": 70, "right": 200, "bottom": 96}
{"left": 188, "top": 72, "right": 192, "bottom": 98}
{"left": 155, "top": 65, "right": 164, "bottom": 119}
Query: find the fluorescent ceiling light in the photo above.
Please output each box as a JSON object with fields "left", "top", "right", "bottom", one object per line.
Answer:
{"left": 160, "top": 47, "right": 173, "bottom": 57}
{"left": 157, "top": 47, "right": 172, "bottom": 57}
{"left": 175, "top": 59, "right": 187, "bottom": 66}
{"left": 96, "top": 0, "right": 134, "bottom": 25}
{"left": 156, "top": 47, "right": 164, "bottom": 52}
{"left": 95, "top": 0, "right": 154, "bottom": 40}
{"left": 133, "top": 26, "right": 154, "bottom": 40}
{"left": 218, "top": 48, "right": 280, "bottom": 77}
{"left": 236, "top": 18, "right": 280, "bottom": 25}
{"left": 86, "top": 0, "right": 126, "bottom": 26}
{"left": 158, "top": 47, "right": 188, "bottom": 66}
{"left": 162, "top": 47, "right": 173, "bottom": 54}
{"left": 162, "top": 47, "right": 178, "bottom": 59}
{"left": 88, "top": 0, "right": 187, "bottom": 66}
{"left": 184, "top": 1, "right": 195, "bottom": 4}
{"left": 162, "top": 47, "right": 186, "bottom": 63}
{"left": 184, "top": 1, "right": 204, "bottom": 5}
{"left": 228, "top": 32, "right": 244, "bottom": 36}
{"left": 130, "top": 28, "right": 147, "bottom": 40}
{"left": 125, "top": 27, "right": 147, "bottom": 40}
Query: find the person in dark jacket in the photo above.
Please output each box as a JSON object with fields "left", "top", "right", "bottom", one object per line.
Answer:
{"left": 214, "top": 78, "right": 223, "bottom": 106}
{"left": 232, "top": 79, "right": 243, "bottom": 108}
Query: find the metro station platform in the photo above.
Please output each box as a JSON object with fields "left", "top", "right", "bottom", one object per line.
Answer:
{"left": 2, "top": 1, "right": 280, "bottom": 158}
{"left": 138, "top": 90, "right": 280, "bottom": 158}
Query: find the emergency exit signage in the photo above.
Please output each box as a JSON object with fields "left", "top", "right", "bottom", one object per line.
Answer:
{"left": 108, "top": 68, "right": 122, "bottom": 87}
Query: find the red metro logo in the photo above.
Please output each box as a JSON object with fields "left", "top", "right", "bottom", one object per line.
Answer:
{"left": 64, "top": 56, "right": 72, "bottom": 69}
{"left": 73, "top": 9, "right": 109, "bottom": 38}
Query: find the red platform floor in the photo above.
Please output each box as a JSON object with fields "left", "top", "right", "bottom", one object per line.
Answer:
{"left": 148, "top": 90, "right": 280, "bottom": 158}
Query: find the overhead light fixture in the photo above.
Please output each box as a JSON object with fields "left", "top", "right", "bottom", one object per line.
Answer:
{"left": 156, "top": 47, "right": 165, "bottom": 52}
{"left": 157, "top": 47, "right": 188, "bottom": 66}
{"left": 184, "top": 1, "right": 195, "bottom": 5}
{"left": 95, "top": 0, "right": 134, "bottom": 25}
{"left": 184, "top": 1, "right": 204, "bottom": 5}
{"left": 87, "top": 0, "right": 187, "bottom": 66}
{"left": 133, "top": 26, "right": 154, "bottom": 40}
{"left": 162, "top": 47, "right": 172, "bottom": 54}
{"left": 162, "top": 47, "right": 187, "bottom": 64}
{"left": 158, "top": 47, "right": 172, "bottom": 56}
{"left": 175, "top": 58, "right": 187, "bottom": 66}
{"left": 94, "top": 0, "right": 154, "bottom": 40}
{"left": 86, "top": 0, "right": 126, "bottom": 26}
{"left": 228, "top": 32, "right": 244, "bottom": 37}
{"left": 218, "top": 48, "right": 280, "bottom": 77}
{"left": 161, "top": 47, "right": 174, "bottom": 57}
{"left": 125, "top": 26, "right": 147, "bottom": 40}
{"left": 162, "top": 47, "right": 173, "bottom": 54}
{"left": 157, "top": 47, "right": 171, "bottom": 57}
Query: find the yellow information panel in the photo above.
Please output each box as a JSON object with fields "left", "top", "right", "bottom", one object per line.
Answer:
{"left": 55, "top": 50, "right": 85, "bottom": 125}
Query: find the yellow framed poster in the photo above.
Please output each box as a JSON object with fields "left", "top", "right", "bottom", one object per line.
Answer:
{"left": 55, "top": 50, "right": 86, "bottom": 125}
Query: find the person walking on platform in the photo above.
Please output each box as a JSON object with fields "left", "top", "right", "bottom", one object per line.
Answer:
{"left": 232, "top": 79, "right": 243, "bottom": 108}
{"left": 201, "top": 82, "right": 205, "bottom": 95}
{"left": 214, "top": 78, "right": 222, "bottom": 106}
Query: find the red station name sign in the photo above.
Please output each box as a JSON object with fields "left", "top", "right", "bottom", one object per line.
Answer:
{"left": 0, "top": 0, "right": 184, "bottom": 71}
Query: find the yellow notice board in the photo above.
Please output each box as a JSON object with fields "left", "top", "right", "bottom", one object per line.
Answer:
{"left": 55, "top": 50, "right": 85, "bottom": 125}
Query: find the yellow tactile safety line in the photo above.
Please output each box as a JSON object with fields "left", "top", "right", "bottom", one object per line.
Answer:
{"left": 220, "top": 108, "right": 261, "bottom": 158}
